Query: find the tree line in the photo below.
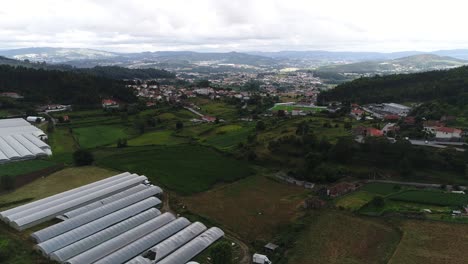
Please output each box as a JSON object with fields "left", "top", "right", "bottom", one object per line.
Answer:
{"left": 0, "top": 65, "right": 137, "bottom": 106}
{"left": 318, "top": 66, "right": 468, "bottom": 107}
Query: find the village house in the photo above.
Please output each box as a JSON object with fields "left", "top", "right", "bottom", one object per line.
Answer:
{"left": 102, "top": 99, "right": 120, "bottom": 109}
{"left": 434, "top": 127, "right": 463, "bottom": 141}
{"left": 327, "top": 182, "right": 357, "bottom": 198}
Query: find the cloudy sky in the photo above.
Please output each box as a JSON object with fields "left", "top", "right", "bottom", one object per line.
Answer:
{"left": 1, "top": 0, "right": 467, "bottom": 52}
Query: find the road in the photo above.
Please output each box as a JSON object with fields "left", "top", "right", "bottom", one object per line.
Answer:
{"left": 409, "top": 140, "right": 465, "bottom": 152}
{"left": 367, "top": 179, "right": 466, "bottom": 190}
{"left": 183, "top": 107, "right": 204, "bottom": 117}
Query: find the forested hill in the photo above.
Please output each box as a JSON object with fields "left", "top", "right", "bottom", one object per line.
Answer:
{"left": 0, "top": 56, "right": 176, "bottom": 80}
{"left": 318, "top": 66, "right": 468, "bottom": 107}
{"left": 77, "top": 66, "right": 175, "bottom": 79}
{"left": 0, "top": 65, "right": 137, "bottom": 105}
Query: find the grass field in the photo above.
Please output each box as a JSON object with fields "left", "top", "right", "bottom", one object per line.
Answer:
{"left": 0, "top": 160, "right": 57, "bottom": 178}
{"left": 0, "top": 166, "right": 116, "bottom": 211}
{"left": 388, "top": 190, "right": 468, "bottom": 206}
{"left": 96, "top": 145, "right": 253, "bottom": 195}
{"left": 180, "top": 175, "right": 308, "bottom": 242}
{"left": 287, "top": 210, "right": 401, "bottom": 264}
{"left": 73, "top": 125, "right": 128, "bottom": 148}
{"left": 335, "top": 191, "right": 377, "bottom": 210}
{"left": 389, "top": 220, "right": 468, "bottom": 264}
{"left": 270, "top": 104, "right": 326, "bottom": 112}
{"left": 128, "top": 130, "right": 188, "bottom": 146}
{"left": 202, "top": 124, "right": 253, "bottom": 150}
{"left": 48, "top": 127, "right": 76, "bottom": 164}
{"left": 360, "top": 183, "right": 402, "bottom": 195}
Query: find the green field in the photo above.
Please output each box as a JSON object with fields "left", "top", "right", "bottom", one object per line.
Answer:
{"left": 270, "top": 104, "right": 326, "bottom": 112}
{"left": 73, "top": 125, "right": 128, "bottom": 148}
{"left": 202, "top": 124, "right": 253, "bottom": 150}
{"left": 48, "top": 127, "right": 76, "bottom": 164}
{"left": 287, "top": 210, "right": 401, "bottom": 264}
{"left": 360, "top": 183, "right": 402, "bottom": 195}
{"left": 0, "top": 160, "right": 57, "bottom": 177}
{"left": 335, "top": 191, "right": 377, "bottom": 210}
{"left": 0, "top": 166, "right": 116, "bottom": 211}
{"left": 96, "top": 145, "right": 253, "bottom": 195}
{"left": 388, "top": 190, "right": 468, "bottom": 206}
{"left": 128, "top": 130, "right": 188, "bottom": 146}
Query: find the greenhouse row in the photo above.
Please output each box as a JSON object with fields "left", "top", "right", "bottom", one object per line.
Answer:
{"left": 0, "top": 172, "right": 224, "bottom": 263}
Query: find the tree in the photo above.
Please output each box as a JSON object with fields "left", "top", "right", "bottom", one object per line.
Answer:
{"left": 73, "top": 149, "right": 94, "bottom": 166}
{"left": 296, "top": 121, "right": 309, "bottom": 136}
{"left": 47, "top": 121, "right": 55, "bottom": 133}
{"left": 371, "top": 196, "right": 385, "bottom": 207}
{"left": 398, "top": 157, "right": 413, "bottom": 177}
{"left": 0, "top": 175, "right": 15, "bottom": 191}
{"left": 176, "top": 121, "right": 184, "bottom": 130}
{"left": 210, "top": 242, "right": 232, "bottom": 264}
{"left": 256, "top": 120, "right": 266, "bottom": 131}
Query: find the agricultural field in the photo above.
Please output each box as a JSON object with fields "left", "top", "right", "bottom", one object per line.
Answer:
{"left": 287, "top": 210, "right": 401, "bottom": 264}
{"left": 389, "top": 220, "right": 468, "bottom": 264}
{"left": 0, "top": 166, "right": 116, "bottom": 211}
{"left": 95, "top": 145, "right": 253, "bottom": 195}
{"left": 0, "top": 160, "right": 57, "bottom": 178}
{"left": 388, "top": 190, "right": 468, "bottom": 206}
{"left": 270, "top": 104, "right": 326, "bottom": 112}
{"left": 180, "top": 175, "right": 309, "bottom": 242}
{"left": 47, "top": 127, "right": 76, "bottom": 164}
{"left": 73, "top": 125, "right": 128, "bottom": 148}
{"left": 335, "top": 191, "right": 377, "bottom": 210}
{"left": 128, "top": 130, "right": 188, "bottom": 146}
{"left": 201, "top": 124, "right": 253, "bottom": 150}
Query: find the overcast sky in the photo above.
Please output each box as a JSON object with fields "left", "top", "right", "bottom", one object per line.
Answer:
{"left": 1, "top": 0, "right": 467, "bottom": 53}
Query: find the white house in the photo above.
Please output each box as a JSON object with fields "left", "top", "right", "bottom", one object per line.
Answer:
{"left": 434, "top": 127, "right": 462, "bottom": 140}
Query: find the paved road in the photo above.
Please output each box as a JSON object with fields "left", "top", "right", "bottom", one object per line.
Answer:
{"left": 409, "top": 140, "right": 465, "bottom": 152}
{"left": 367, "top": 179, "right": 466, "bottom": 190}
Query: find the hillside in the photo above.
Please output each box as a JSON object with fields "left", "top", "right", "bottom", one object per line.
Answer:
{"left": 316, "top": 54, "right": 467, "bottom": 74}
{"left": 0, "top": 48, "right": 280, "bottom": 68}
{"left": 318, "top": 66, "right": 468, "bottom": 106}
{"left": 0, "top": 65, "right": 136, "bottom": 105}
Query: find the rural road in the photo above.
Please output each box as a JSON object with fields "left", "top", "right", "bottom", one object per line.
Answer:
{"left": 367, "top": 179, "right": 466, "bottom": 190}
{"left": 409, "top": 140, "right": 465, "bottom": 152}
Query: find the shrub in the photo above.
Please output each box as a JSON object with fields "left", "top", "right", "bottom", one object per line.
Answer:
{"left": 0, "top": 175, "right": 15, "bottom": 191}
{"left": 73, "top": 149, "right": 94, "bottom": 166}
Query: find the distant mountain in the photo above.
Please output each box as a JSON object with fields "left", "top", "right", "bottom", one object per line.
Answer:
{"left": 315, "top": 54, "right": 468, "bottom": 74}
{"left": 0, "top": 47, "right": 119, "bottom": 63}
{"left": 0, "top": 48, "right": 280, "bottom": 68}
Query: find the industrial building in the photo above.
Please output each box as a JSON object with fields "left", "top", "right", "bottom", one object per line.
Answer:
{"left": 0, "top": 172, "right": 224, "bottom": 264}
{"left": 0, "top": 118, "right": 52, "bottom": 164}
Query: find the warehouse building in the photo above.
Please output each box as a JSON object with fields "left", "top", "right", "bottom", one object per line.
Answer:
{"left": 0, "top": 172, "right": 224, "bottom": 264}
{"left": 0, "top": 118, "right": 52, "bottom": 164}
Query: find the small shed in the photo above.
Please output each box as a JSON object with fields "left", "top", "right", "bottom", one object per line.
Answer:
{"left": 264, "top": 242, "right": 279, "bottom": 252}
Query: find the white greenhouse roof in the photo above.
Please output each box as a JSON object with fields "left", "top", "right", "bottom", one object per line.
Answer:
{"left": 0, "top": 172, "right": 224, "bottom": 264}
{"left": 0, "top": 118, "right": 52, "bottom": 163}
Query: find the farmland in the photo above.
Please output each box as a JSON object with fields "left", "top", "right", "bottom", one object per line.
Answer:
{"left": 95, "top": 145, "right": 253, "bottom": 195}
{"left": 128, "top": 130, "right": 188, "bottom": 146}
{"left": 0, "top": 166, "right": 116, "bottom": 211}
{"left": 201, "top": 124, "right": 253, "bottom": 150}
{"left": 180, "top": 175, "right": 309, "bottom": 242}
{"left": 0, "top": 160, "right": 57, "bottom": 178}
{"left": 388, "top": 190, "right": 468, "bottom": 206}
{"left": 287, "top": 210, "right": 401, "bottom": 264}
{"left": 270, "top": 104, "right": 326, "bottom": 112}
{"left": 73, "top": 125, "right": 128, "bottom": 148}
{"left": 389, "top": 220, "right": 468, "bottom": 264}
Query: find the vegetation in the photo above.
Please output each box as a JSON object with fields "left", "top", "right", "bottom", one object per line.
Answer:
{"left": 95, "top": 145, "right": 253, "bottom": 195}
{"left": 319, "top": 66, "right": 468, "bottom": 107}
{"left": 73, "top": 149, "right": 94, "bottom": 166}
{"left": 0, "top": 160, "right": 57, "bottom": 178}
{"left": 0, "top": 65, "right": 136, "bottom": 106}
{"left": 73, "top": 125, "right": 128, "bottom": 148}
{"left": 287, "top": 210, "right": 400, "bottom": 264}
{"left": 180, "top": 175, "right": 308, "bottom": 242}
{"left": 210, "top": 241, "right": 233, "bottom": 264}
{"left": 388, "top": 190, "right": 468, "bottom": 206}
